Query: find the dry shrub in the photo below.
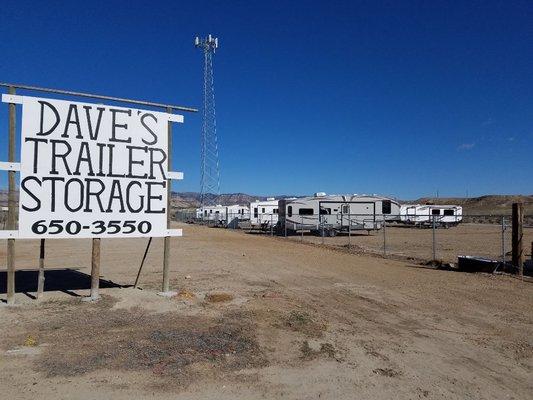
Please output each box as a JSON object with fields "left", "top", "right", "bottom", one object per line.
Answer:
{"left": 173, "top": 289, "right": 196, "bottom": 300}
{"left": 300, "top": 341, "right": 336, "bottom": 360}
{"left": 283, "top": 310, "right": 326, "bottom": 337}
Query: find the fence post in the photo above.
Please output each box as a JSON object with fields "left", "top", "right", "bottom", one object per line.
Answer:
{"left": 432, "top": 215, "right": 436, "bottom": 261}
{"left": 6, "top": 86, "right": 16, "bottom": 305}
{"left": 501, "top": 216, "right": 506, "bottom": 265}
{"left": 36, "top": 239, "right": 46, "bottom": 299}
{"left": 512, "top": 203, "right": 524, "bottom": 279}
{"left": 383, "top": 219, "right": 387, "bottom": 257}
{"left": 270, "top": 214, "right": 273, "bottom": 236}
{"left": 301, "top": 216, "right": 304, "bottom": 242}
{"left": 348, "top": 214, "right": 351, "bottom": 248}
{"left": 321, "top": 216, "right": 325, "bottom": 245}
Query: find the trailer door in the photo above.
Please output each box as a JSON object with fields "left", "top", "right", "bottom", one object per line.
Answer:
{"left": 338, "top": 203, "right": 350, "bottom": 227}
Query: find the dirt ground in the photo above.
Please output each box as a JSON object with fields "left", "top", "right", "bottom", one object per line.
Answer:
{"left": 0, "top": 223, "right": 532, "bottom": 399}
{"left": 283, "top": 223, "right": 533, "bottom": 264}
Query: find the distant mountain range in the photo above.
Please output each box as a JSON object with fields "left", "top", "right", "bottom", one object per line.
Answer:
{"left": 170, "top": 192, "right": 296, "bottom": 209}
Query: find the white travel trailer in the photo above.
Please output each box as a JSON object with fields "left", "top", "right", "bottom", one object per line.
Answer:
{"left": 400, "top": 204, "right": 463, "bottom": 227}
{"left": 197, "top": 204, "right": 249, "bottom": 226}
{"left": 249, "top": 198, "right": 279, "bottom": 229}
{"left": 278, "top": 193, "right": 400, "bottom": 236}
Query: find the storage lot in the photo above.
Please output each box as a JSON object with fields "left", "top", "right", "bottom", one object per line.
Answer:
{"left": 1, "top": 223, "right": 532, "bottom": 399}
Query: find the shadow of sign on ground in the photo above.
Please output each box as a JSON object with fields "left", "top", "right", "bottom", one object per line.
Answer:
{"left": 0, "top": 269, "right": 123, "bottom": 296}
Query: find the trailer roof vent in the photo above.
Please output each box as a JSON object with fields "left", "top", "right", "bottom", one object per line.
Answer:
{"left": 267, "top": 197, "right": 275, "bottom": 201}
{"left": 314, "top": 192, "right": 327, "bottom": 197}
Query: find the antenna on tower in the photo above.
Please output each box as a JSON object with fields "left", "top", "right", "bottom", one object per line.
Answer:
{"left": 195, "top": 34, "right": 220, "bottom": 206}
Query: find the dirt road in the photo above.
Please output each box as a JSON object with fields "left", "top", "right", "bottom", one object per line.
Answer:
{"left": 0, "top": 223, "right": 532, "bottom": 399}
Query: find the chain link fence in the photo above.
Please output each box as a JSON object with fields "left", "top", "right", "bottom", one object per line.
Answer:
{"left": 175, "top": 210, "right": 533, "bottom": 274}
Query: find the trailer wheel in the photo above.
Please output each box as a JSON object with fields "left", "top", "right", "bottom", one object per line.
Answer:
{"left": 328, "top": 229, "right": 338, "bottom": 237}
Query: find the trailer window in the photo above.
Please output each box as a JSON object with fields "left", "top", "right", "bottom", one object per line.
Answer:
{"left": 299, "top": 208, "right": 314, "bottom": 215}
{"left": 253, "top": 207, "right": 258, "bottom": 218}
{"left": 273, "top": 208, "right": 278, "bottom": 214}
{"left": 341, "top": 205, "right": 349, "bottom": 214}
{"left": 262, "top": 207, "right": 265, "bottom": 213}
{"left": 431, "top": 209, "right": 441, "bottom": 215}
{"left": 382, "top": 200, "right": 392, "bottom": 214}
{"left": 319, "top": 207, "right": 331, "bottom": 215}
{"left": 443, "top": 209, "right": 454, "bottom": 216}
{"left": 288, "top": 206, "right": 292, "bottom": 217}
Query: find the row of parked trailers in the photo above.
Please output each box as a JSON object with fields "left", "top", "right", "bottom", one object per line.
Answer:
{"left": 193, "top": 193, "right": 463, "bottom": 235}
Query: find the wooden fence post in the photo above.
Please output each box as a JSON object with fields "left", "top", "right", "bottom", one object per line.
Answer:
{"left": 511, "top": 203, "right": 524, "bottom": 278}
{"left": 6, "top": 86, "right": 16, "bottom": 305}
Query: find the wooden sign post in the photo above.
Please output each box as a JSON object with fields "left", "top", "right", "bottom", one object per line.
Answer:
{"left": 6, "top": 86, "right": 16, "bottom": 305}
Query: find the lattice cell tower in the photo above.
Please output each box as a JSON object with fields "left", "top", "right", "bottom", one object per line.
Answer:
{"left": 195, "top": 34, "right": 220, "bottom": 206}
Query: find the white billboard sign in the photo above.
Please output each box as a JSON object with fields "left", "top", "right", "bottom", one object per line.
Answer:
{"left": 6, "top": 95, "right": 183, "bottom": 239}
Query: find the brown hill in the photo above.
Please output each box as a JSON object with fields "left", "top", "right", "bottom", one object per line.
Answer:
{"left": 171, "top": 192, "right": 268, "bottom": 209}
{"left": 413, "top": 195, "right": 533, "bottom": 215}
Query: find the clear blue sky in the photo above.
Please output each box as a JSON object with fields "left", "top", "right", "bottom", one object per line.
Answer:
{"left": 0, "top": 0, "right": 531, "bottom": 199}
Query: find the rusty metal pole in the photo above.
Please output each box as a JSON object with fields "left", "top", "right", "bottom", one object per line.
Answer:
{"left": 36, "top": 239, "right": 45, "bottom": 299}
{"left": 6, "top": 86, "right": 16, "bottom": 305}
{"left": 512, "top": 203, "right": 524, "bottom": 279}
{"left": 162, "top": 107, "right": 172, "bottom": 293}
{"left": 89, "top": 238, "right": 101, "bottom": 300}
